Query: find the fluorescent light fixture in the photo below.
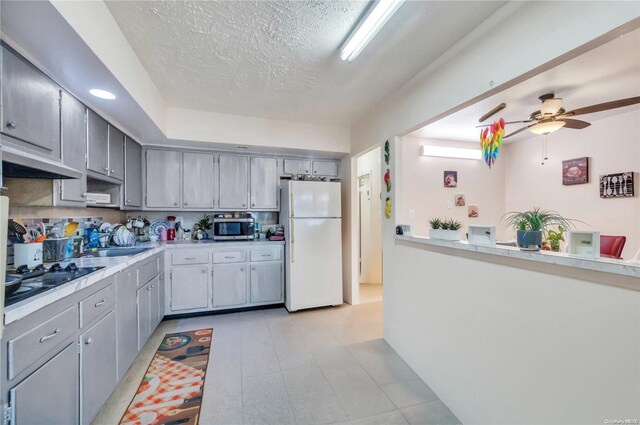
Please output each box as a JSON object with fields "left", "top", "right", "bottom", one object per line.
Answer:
{"left": 89, "top": 89, "right": 116, "bottom": 100}
{"left": 340, "top": 0, "right": 405, "bottom": 62}
{"left": 529, "top": 120, "right": 565, "bottom": 135}
{"left": 421, "top": 145, "right": 481, "bottom": 160}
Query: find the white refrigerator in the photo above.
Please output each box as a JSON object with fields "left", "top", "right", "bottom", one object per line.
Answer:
{"left": 282, "top": 181, "right": 343, "bottom": 312}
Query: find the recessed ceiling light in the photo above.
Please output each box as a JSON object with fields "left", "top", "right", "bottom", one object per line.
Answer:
{"left": 89, "top": 89, "right": 116, "bottom": 100}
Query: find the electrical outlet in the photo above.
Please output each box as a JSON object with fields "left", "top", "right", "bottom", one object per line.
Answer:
{"left": 447, "top": 200, "right": 453, "bottom": 209}
{"left": 408, "top": 209, "right": 415, "bottom": 218}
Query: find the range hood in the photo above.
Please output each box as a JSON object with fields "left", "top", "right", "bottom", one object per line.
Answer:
{"left": 2, "top": 145, "right": 82, "bottom": 179}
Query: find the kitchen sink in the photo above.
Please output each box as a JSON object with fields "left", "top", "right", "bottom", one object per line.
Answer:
{"left": 88, "top": 247, "right": 152, "bottom": 257}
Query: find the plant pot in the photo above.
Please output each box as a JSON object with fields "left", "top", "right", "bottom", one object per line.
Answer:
{"left": 429, "top": 229, "right": 461, "bottom": 241}
{"left": 517, "top": 230, "right": 543, "bottom": 250}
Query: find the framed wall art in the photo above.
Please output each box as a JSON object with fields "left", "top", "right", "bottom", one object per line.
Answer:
{"left": 600, "top": 172, "right": 634, "bottom": 198}
{"left": 444, "top": 171, "right": 457, "bottom": 188}
{"left": 562, "top": 157, "right": 589, "bottom": 185}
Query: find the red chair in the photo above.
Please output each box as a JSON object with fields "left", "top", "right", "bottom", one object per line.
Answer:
{"left": 600, "top": 235, "right": 626, "bottom": 259}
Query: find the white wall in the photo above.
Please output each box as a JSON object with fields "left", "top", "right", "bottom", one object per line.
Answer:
{"left": 348, "top": 2, "right": 640, "bottom": 423}
{"left": 504, "top": 109, "right": 640, "bottom": 259}
{"left": 388, "top": 241, "right": 640, "bottom": 424}
{"left": 357, "top": 148, "right": 382, "bottom": 285}
{"left": 166, "top": 108, "right": 350, "bottom": 154}
{"left": 400, "top": 137, "right": 506, "bottom": 239}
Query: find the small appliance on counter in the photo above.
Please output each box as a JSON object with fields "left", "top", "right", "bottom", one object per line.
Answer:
{"left": 13, "top": 242, "right": 43, "bottom": 268}
{"left": 568, "top": 231, "right": 600, "bottom": 258}
{"left": 212, "top": 215, "right": 255, "bottom": 240}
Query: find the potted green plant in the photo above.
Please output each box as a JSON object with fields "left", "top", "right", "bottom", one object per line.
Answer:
{"left": 502, "top": 207, "right": 575, "bottom": 251}
{"left": 428, "top": 217, "right": 462, "bottom": 241}
{"left": 194, "top": 215, "right": 212, "bottom": 240}
{"left": 545, "top": 225, "right": 566, "bottom": 252}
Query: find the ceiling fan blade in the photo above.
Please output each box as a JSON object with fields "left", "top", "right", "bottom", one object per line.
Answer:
{"left": 504, "top": 125, "right": 532, "bottom": 139}
{"left": 564, "top": 96, "right": 640, "bottom": 117}
{"left": 478, "top": 103, "right": 506, "bottom": 122}
{"left": 557, "top": 118, "right": 591, "bottom": 129}
{"left": 476, "top": 120, "right": 531, "bottom": 128}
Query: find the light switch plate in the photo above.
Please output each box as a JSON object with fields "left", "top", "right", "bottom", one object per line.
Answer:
{"left": 408, "top": 209, "right": 415, "bottom": 218}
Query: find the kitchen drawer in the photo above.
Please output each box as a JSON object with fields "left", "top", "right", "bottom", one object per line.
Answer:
{"left": 139, "top": 255, "right": 160, "bottom": 285}
{"left": 213, "top": 250, "right": 246, "bottom": 264}
{"left": 79, "top": 280, "right": 115, "bottom": 328}
{"left": 172, "top": 250, "right": 209, "bottom": 265}
{"left": 8, "top": 305, "right": 78, "bottom": 380}
{"left": 250, "top": 248, "right": 282, "bottom": 262}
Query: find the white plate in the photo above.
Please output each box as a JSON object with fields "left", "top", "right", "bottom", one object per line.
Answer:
{"left": 99, "top": 222, "right": 112, "bottom": 233}
{"left": 149, "top": 220, "right": 169, "bottom": 237}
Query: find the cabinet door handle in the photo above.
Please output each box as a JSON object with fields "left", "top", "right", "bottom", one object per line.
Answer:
{"left": 85, "top": 337, "right": 93, "bottom": 345}
{"left": 173, "top": 202, "right": 178, "bottom": 206}
{"left": 224, "top": 256, "right": 234, "bottom": 259}
{"left": 242, "top": 204, "right": 246, "bottom": 207}
{"left": 147, "top": 286, "right": 152, "bottom": 291}
{"left": 94, "top": 299, "right": 105, "bottom": 307}
{"left": 185, "top": 257, "right": 196, "bottom": 260}
{"left": 81, "top": 193, "right": 87, "bottom": 198}
{"left": 251, "top": 266, "right": 255, "bottom": 271}
{"left": 184, "top": 202, "right": 189, "bottom": 206}
{"left": 127, "top": 199, "right": 131, "bottom": 203}
{"left": 151, "top": 284, "right": 155, "bottom": 288}
{"left": 6, "top": 121, "right": 17, "bottom": 129}
{"left": 305, "top": 170, "right": 309, "bottom": 173}
{"left": 103, "top": 167, "right": 109, "bottom": 172}
{"left": 202, "top": 269, "right": 207, "bottom": 274}
{"left": 111, "top": 169, "right": 115, "bottom": 173}
{"left": 261, "top": 254, "right": 271, "bottom": 257}
{"left": 39, "top": 328, "right": 61, "bottom": 343}
{"left": 241, "top": 267, "right": 244, "bottom": 271}
{"left": 251, "top": 203, "right": 255, "bottom": 207}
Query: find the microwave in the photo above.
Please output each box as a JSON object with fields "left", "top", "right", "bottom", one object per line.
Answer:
{"left": 212, "top": 217, "right": 255, "bottom": 240}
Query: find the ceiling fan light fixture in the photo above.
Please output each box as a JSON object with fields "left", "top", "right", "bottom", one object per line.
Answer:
{"left": 529, "top": 120, "right": 565, "bottom": 135}
{"left": 541, "top": 98, "right": 563, "bottom": 115}
{"left": 340, "top": 0, "right": 405, "bottom": 62}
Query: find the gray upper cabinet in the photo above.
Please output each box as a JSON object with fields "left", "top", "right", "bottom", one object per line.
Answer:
{"left": 283, "top": 159, "right": 311, "bottom": 176}
{"left": 145, "top": 149, "right": 182, "bottom": 208}
{"left": 1, "top": 44, "right": 61, "bottom": 158}
{"left": 124, "top": 137, "right": 143, "bottom": 207}
{"left": 87, "top": 110, "right": 109, "bottom": 175}
{"left": 219, "top": 154, "right": 249, "bottom": 209}
{"left": 59, "top": 91, "right": 87, "bottom": 204}
{"left": 108, "top": 125, "right": 124, "bottom": 181}
{"left": 183, "top": 152, "right": 215, "bottom": 209}
{"left": 250, "top": 156, "right": 279, "bottom": 210}
{"left": 312, "top": 160, "right": 339, "bottom": 177}
{"left": 80, "top": 310, "right": 117, "bottom": 425}
{"left": 10, "top": 343, "right": 79, "bottom": 425}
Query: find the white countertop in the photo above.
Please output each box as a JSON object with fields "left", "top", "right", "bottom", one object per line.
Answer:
{"left": 4, "top": 239, "right": 285, "bottom": 325}
{"left": 396, "top": 234, "right": 640, "bottom": 280}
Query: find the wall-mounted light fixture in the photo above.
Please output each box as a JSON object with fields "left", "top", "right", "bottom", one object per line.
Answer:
{"left": 340, "top": 0, "right": 405, "bottom": 63}
{"left": 421, "top": 145, "right": 481, "bottom": 160}
{"left": 89, "top": 89, "right": 116, "bottom": 100}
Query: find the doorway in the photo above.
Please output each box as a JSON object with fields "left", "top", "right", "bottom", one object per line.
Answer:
{"left": 356, "top": 147, "right": 383, "bottom": 303}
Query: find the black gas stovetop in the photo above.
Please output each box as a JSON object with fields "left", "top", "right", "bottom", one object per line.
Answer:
{"left": 5, "top": 263, "right": 104, "bottom": 307}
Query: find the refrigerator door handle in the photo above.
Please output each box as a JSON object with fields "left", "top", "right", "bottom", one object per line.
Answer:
{"left": 290, "top": 219, "right": 295, "bottom": 263}
{"left": 290, "top": 186, "right": 295, "bottom": 218}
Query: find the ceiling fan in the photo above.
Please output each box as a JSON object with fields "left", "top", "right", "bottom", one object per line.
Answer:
{"left": 480, "top": 93, "right": 640, "bottom": 139}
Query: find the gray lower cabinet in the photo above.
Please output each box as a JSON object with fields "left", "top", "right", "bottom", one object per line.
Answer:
{"left": 116, "top": 267, "right": 138, "bottom": 380}
{"left": 149, "top": 275, "right": 161, "bottom": 330}
{"left": 124, "top": 137, "right": 143, "bottom": 207}
{"left": 213, "top": 263, "right": 247, "bottom": 307}
{"left": 182, "top": 152, "right": 215, "bottom": 209}
{"left": 87, "top": 109, "right": 109, "bottom": 175}
{"left": 80, "top": 310, "right": 117, "bottom": 425}
{"left": 250, "top": 156, "right": 279, "bottom": 210}
{"left": 158, "top": 272, "right": 166, "bottom": 323}
{"left": 170, "top": 266, "right": 209, "bottom": 311}
{"left": 137, "top": 281, "right": 152, "bottom": 350}
{"left": 10, "top": 342, "right": 79, "bottom": 425}
{"left": 1, "top": 44, "right": 61, "bottom": 157}
{"left": 250, "top": 262, "right": 283, "bottom": 303}
{"left": 145, "top": 149, "right": 182, "bottom": 208}
{"left": 58, "top": 91, "right": 87, "bottom": 204}
{"left": 218, "top": 154, "right": 249, "bottom": 209}
{"left": 108, "top": 125, "right": 125, "bottom": 181}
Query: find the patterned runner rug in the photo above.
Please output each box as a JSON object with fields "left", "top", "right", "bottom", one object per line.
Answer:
{"left": 119, "top": 329, "right": 213, "bottom": 425}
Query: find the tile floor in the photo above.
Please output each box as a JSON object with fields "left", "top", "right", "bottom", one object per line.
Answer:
{"left": 359, "top": 283, "right": 384, "bottom": 304}
{"left": 93, "top": 301, "right": 461, "bottom": 425}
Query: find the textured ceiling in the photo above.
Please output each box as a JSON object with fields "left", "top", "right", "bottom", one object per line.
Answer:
{"left": 105, "top": 1, "right": 506, "bottom": 126}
